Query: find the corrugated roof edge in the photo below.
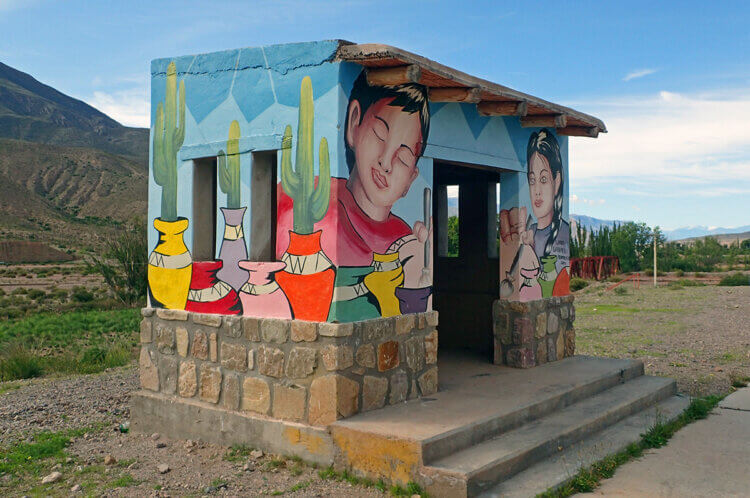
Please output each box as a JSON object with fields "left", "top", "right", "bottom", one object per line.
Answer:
{"left": 335, "top": 42, "right": 607, "bottom": 136}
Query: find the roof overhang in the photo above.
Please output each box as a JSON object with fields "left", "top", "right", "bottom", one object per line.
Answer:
{"left": 336, "top": 43, "right": 606, "bottom": 138}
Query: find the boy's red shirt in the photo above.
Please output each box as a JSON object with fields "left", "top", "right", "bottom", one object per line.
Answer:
{"left": 276, "top": 177, "right": 412, "bottom": 267}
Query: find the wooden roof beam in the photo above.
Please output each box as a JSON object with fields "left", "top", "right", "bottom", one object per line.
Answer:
{"left": 477, "top": 101, "right": 527, "bottom": 117}
{"left": 520, "top": 114, "right": 567, "bottom": 128}
{"left": 429, "top": 87, "right": 481, "bottom": 103}
{"left": 366, "top": 64, "right": 421, "bottom": 86}
{"left": 557, "top": 126, "right": 600, "bottom": 138}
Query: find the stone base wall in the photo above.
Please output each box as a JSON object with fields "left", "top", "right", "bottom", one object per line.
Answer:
{"left": 138, "top": 309, "right": 438, "bottom": 427}
{"left": 492, "top": 296, "right": 575, "bottom": 368}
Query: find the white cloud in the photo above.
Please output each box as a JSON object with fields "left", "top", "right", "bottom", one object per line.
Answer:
{"left": 569, "top": 88, "right": 750, "bottom": 187}
{"left": 623, "top": 68, "right": 658, "bottom": 81}
{"left": 571, "top": 196, "right": 605, "bottom": 206}
{"left": 86, "top": 87, "right": 149, "bottom": 128}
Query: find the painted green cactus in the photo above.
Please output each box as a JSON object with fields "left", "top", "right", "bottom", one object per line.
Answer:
{"left": 280, "top": 76, "right": 330, "bottom": 234}
{"left": 152, "top": 61, "right": 186, "bottom": 222}
{"left": 218, "top": 120, "right": 241, "bottom": 208}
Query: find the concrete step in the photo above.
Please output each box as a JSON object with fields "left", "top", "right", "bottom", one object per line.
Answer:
{"left": 421, "top": 356, "right": 645, "bottom": 464}
{"left": 421, "top": 375, "right": 676, "bottom": 497}
{"left": 479, "top": 394, "right": 691, "bottom": 498}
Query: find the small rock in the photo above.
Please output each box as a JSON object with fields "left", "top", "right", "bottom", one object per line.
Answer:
{"left": 103, "top": 454, "right": 116, "bottom": 465}
{"left": 41, "top": 471, "right": 62, "bottom": 484}
{"left": 156, "top": 442, "right": 166, "bottom": 448}
{"left": 71, "top": 484, "right": 81, "bottom": 492}
{"left": 127, "top": 462, "right": 138, "bottom": 470}
{"left": 250, "top": 449, "right": 263, "bottom": 459}
{"left": 52, "top": 463, "right": 61, "bottom": 470}
{"left": 65, "top": 457, "right": 73, "bottom": 464}
{"left": 151, "top": 432, "right": 160, "bottom": 441}
{"left": 184, "top": 439, "right": 197, "bottom": 449}
{"left": 242, "top": 462, "right": 255, "bottom": 471}
{"left": 157, "top": 463, "right": 170, "bottom": 474}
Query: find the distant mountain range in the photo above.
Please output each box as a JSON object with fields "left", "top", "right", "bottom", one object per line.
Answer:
{"left": 0, "top": 61, "right": 148, "bottom": 251}
{"left": 571, "top": 214, "right": 750, "bottom": 242}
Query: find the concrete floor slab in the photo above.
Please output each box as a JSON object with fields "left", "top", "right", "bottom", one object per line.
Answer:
{"left": 719, "top": 387, "right": 750, "bottom": 411}
{"left": 584, "top": 388, "right": 750, "bottom": 498}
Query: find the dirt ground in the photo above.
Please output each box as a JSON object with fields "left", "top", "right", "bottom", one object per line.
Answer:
{"left": 574, "top": 282, "right": 750, "bottom": 396}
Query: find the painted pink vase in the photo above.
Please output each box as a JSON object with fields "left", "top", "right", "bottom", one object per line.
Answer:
{"left": 237, "top": 261, "right": 292, "bottom": 319}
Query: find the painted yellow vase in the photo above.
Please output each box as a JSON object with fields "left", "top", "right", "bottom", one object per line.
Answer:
{"left": 148, "top": 217, "right": 193, "bottom": 310}
{"left": 364, "top": 252, "right": 404, "bottom": 317}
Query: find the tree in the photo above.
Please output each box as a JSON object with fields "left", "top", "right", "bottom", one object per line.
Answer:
{"left": 611, "top": 222, "right": 651, "bottom": 272}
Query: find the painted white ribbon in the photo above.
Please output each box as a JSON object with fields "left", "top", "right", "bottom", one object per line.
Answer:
{"left": 239, "top": 281, "right": 280, "bottom": 296}
{"left": 148, "top": 251, "right": 192, "bottom": 270}
{"left": 188, "top": 280, "right": 232, "bottom": 302}
{"left": 281, "top": 251, "right": 333, "bottom": 275}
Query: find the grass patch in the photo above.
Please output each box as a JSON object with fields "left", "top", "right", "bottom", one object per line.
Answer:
{"left": 288, "top": 480, "right": 311, "bottom": 492}
{"left": 0, "top": 381, "right": 22, "bottom": 395}
{"left": 223, "top": 444, "right": 254, "bottom": 462}
{"left": 718, "top": 272, "right": 750, "bottom": 286}
{"left": 570, "top": 278, "right": 589, "bottom": 292}
{"left": 538, "top": 395, "right": 723, "bottom": 497}
{"left": 110, "top": 473, "right": 137, "bottom": 487}
{"left": 318, "top": 466, "right": 423, "bottom": 496}
{"left": 730, "top": 373, "right": 750, "bottom": 388}
{"left": 0, "top": 344, "right": 43, "bottom": 381}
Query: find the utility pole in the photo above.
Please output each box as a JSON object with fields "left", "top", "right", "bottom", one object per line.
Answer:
{"left": 653, "top": 228, "right": 657, "bottom": 288}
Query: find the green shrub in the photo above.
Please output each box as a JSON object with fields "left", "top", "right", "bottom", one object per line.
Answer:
{"left": 11, "top": 287, "right": 28, "bottom": 295}
{"left": 613, "top": 286, "right": 628, "bottom": 295}
{"left": 569, "top": 278, "right": 589, "bottom": 291}
{"left": 674, "top": 269, "right": 684, "bottom": 277}
{"left": 694, "top": 272, "right": 705, "bottom": 278}
{"left": 71, "top": 286, "right": 94, "bottom": 302}
{"left": 676, "top": 278, "right": 704, "bottom": 287}
{"left": 0, "top": 343, "right": 43, "bottom": 381}
{"left": 27, "top": 289, "right": 46, "bottom": 300}
{"left": 606, "top": 275, "right": 623, "bottom": 283}
{"left": 718, "top": 273, "right": 750, "bottom": 286}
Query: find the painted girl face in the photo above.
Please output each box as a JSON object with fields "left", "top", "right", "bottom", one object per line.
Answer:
{"left": 528, "top": 152, "right": 560, "bottom": 227}
{"left": 346, "top": 97, "right": 422, "bottom": 209}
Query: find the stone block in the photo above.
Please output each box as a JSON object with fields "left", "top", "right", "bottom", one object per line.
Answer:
{"left": 242, "top": 317, "right": 261, "bottom": 341}
{"left": 193, "top": 313, "right": 222, "bottom": 328}
{"left": 507, "top": 346, "right": 535, "bottom": 369}
{"left": 156, "top": 309, "right": 188, "bottom": 321}
{"left": 140, "top": 320, "right": 152, "bottom": 344}
{"left": 308, "top": 375, "right": 359, "bottom": 425}
{"left": 418, "top": 367, "right": 438, "bottom": 395}
{"left": 247, "top": 349, "right": 255, "bottom": 370}
{"left": 221, "top": 342, "right": 247, "bottom": 372}
{"left": 512, "top": 317, "right": 534, "bottom": 346}
{"left": 285, "top": 347, "right": 317, "bottom": 379}
{"left": 389, "top": 370, "right": 408, "bottom": 404}
{"left": 261, "top": 319, "right": 288, "bottom": 344}
{"left": 318, "top": 322, "right": 353, "bottom": 338}
{"left": 176, "top": 326, "right": 189, "bottom": 357}
{"left": 560, "top": 305, "right": 569, "bottom": 319}
{"left": 409, "top": 379, "right": 419, "bottom": 400}
{"left": 199, "top": 364, "right": 222, "bottom": 404}
{"left": 508, "top": 301, "right": 530, "bottom": 314}
{"left": 141, "top": 308, "right": 155, "bottom": 317}
{"left": 242, "top": 377, "right": 271, "bottom": 414}
{"left": 209, "top": 333, "right": 218, "bottom": 362}
{"left": 416, "top": 313, "right": 427, "bottom": 329}
{"left": 536, "top": 341, "right": 548, "bottom": 365}
{"left": 222, "top": 373, "right": 241, "bottom": 411}
{"left": 424, "top": 331, "right": 438, "bottom": 365}
{"left": 535, "top": 312, "right": 547, "bottom": 339}
{"left": 362, "top": 318, "right": 394, "bottom": 342}
{"left": 404, "top": 336, "right": 425, "bottom": 372}
{"left": 556, "top": 330, "right": 565, "bottom": 361}
{"left": 547, "top": 335, "right": 557, "bottom": 363}
{"left": 291, "top": 321, "right": 317, "bottom": 342}
{"left": 494, "top": 339, "right": 504, "bottom": 365}
{"left": 178, "top": 361, "right": 197, "bottom": 398}
{"left": 159, "top": 355, "right": 178, "bottom": 394}
{"left": 394, "top": 314, "right": 415, "bottom": 335}
{"left": 273, "top": 385, "right": 306, "bottom": 421}
{"left": 321, "top": 345, "right": 354, "bottom": 371}
{"left": 564, "top": 327, "right": 576, "bottom": 357}
{"left": 257, "top": 345, "right": 285, "bottom": 378}
{"left": 547, "top": 312, "right": 560, "bottom": 335}
{"left": 377, "top": 341, "right": 400, "bottom": 372}
{"left": 139, "top": 348, "right": 159, "bottom": 391}
{"left": 425, "top": 311, "right": 439, "bottom": 327}
{"left": 190, "top": 331, "right": 207, "bottom": 360}
{"left": 362, "top": 376, "right": 388, "bottom": 411}
{"left": 355, "top": 344, "right": 376, "bottom": 369}
{"left": 493, "top": 310, "right": 509, "bottom": 339}
{"left": 570, "top": 305, "right": 576, "bottom": 322}
{"left": 155, "top": 324, "right": 175, "bottom": 355}
{"left": 222, "top": 316, "right": 242, "bottom": 338}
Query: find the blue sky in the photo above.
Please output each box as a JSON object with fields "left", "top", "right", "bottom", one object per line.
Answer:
{"left": 1, "top": 0, "right": 748, "bottom": 230}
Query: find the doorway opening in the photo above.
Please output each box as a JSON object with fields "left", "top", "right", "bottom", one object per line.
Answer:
{"left": 433, "top": 162, "right": 500, "bottom": 361}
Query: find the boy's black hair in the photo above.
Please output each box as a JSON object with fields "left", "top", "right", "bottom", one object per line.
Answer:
{"left": 344, "top": 71, "right": 430, "bottom": 172}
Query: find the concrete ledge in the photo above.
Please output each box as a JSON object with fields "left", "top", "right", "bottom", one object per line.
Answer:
{"left": 130, "top": 390, "right": 334, "bottom": 466}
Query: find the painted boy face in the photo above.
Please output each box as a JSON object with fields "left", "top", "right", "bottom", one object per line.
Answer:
{"left": 346, "top": 97, "right": 422, "bottom": 209}
{"left": 528, "top": 152, "right": 560, "bottom": 226}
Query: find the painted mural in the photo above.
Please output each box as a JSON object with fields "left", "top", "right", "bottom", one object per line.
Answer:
{"left": 146, "top": 41, "right": 569, "bottom": 320}
{"left": 499, "top": 129, "right": 570, "bottom": 301}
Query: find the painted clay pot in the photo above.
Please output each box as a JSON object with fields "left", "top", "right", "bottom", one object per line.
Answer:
{"left": 275, "top": 230, "right": 335, "bottom": 321}
{"left": 148, "top": 217, "right": 193, "bottom": 309}
{"left": 538, "top": 255, "right": 559, "bottom": 298}
{"left": 552, "top": 267, "right": 570, "bottom": 297}
{"left": 327, "top": 266, "right": 378, "bottom": 322}
{"left": 185, "top": 261, "right": 241, "bottom": 315}
{"left": 363, "top": 252, "right": 404, "bottom": 317}
{"left": 237, "top": 261, "right": 292, "bottom": 319}
{"left": 395, "top": 286, "right": 432, "bottom": 314}
{"left": 216, "top": 207, "right": 249, "bottom": 291}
